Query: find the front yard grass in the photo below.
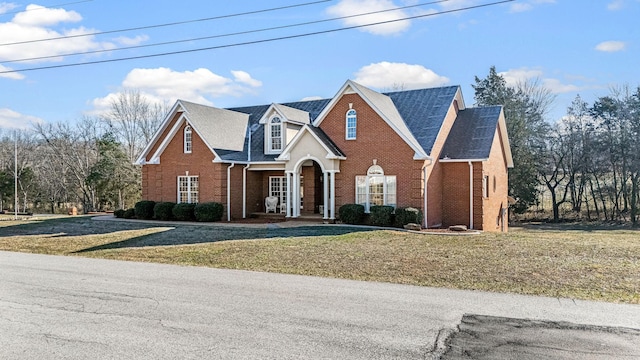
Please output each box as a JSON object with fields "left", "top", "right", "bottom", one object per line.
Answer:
{"left": 0, "top": 216, "right": 638, "bottom": 304}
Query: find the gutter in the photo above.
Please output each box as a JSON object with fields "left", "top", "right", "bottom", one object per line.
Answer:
{"left": 421, "top": 157, "right": 434, "bottom": 229}
{"left": 468, "top": 161, "right": 474, "bottom": 230}
{"left": 227, "top": 163, "right": 235, "bottom": 222}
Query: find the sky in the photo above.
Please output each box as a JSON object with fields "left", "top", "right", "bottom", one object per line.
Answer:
{"left": 0, "top": 0, "right": 638, "bottom": 130}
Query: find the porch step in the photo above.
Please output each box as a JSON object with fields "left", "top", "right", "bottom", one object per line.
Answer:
{"left": 250, "top": 212, "right": 326, "bottom": 223}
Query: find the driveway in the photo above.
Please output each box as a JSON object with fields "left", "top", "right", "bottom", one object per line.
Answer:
{"left": 1, "top": 251, "right": 639, "bottom": 359}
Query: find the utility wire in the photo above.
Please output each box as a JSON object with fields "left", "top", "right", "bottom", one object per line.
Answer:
{"left": 0, "top": 0, "right": 332, "bottom": 47}
{"left": 2, "top": 0, "right": 451, "bottom": 64}
{"left": 0, "top": 0, "right": 93, "bottom": 17}
{"left": 0, "top": 0, "right": 514, "bottom": 75}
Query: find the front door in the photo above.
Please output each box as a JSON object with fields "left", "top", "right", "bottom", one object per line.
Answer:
{"left": 269, "top": 176, "right": 303, "bottom": 213}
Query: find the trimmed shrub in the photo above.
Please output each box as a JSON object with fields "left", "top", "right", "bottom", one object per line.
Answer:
{"left": 134, "top": 200, "right": 156, "bottom": 220}
{"left": 394, "top": 207, "right": 423, "bottom": 228}
{"left": 153, "top": 202, "right": 176, "bottom": 221}
{"left": 123, "top": 208, "right": 135, "bottom": 219}
{"left": 113, "top": 209, "right": 125, "bottom": 218}
{"left": 194, "top": 202, "right": 224, "bottom": 222}
{"left": 172, "top": 203, "right": 196, "bottom": 221}
{"left": 370, "top": 205, "right": 394, "bottom": 227}
{"left": 338, "top": 204, "right": 365, "bottom": 225}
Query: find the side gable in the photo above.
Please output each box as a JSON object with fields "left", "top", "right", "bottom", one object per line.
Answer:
{"left": 313, "top": 80, "right": 430, "bottom": 160}
{"left": 439, "top": 106, "right": 513, "bottom": 167}
{"left": 135, "top": 100, "right": 248, "bottom": 165}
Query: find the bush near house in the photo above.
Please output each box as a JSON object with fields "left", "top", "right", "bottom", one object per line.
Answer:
{"left": 113, "top": 209, "right": 125, "bottom": 218}
{"left": 172, "top": 203, "right": 196, "bottom": 221}
{"left": 338, "top": 204, "right": 365, "bottom": 225}
{"left": 122, "top": 208, "right": 136, "bottom": 219}
{"left": 194, "top": 202, "right": 224, "bottom": 222}
{"left": 394, "top": 207, "right": 423, "bottom": 228}
{"left": 134, "top": 200, "right": 156, "bottom": 220}
{"left": 370, "top": 205, "right": 394, "bottom": 227}
{"left": 153, "top": 202, "right": 176, "bottom": 221}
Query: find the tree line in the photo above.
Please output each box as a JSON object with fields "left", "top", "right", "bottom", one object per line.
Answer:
{"left": 1, "top": 71, "right": 639, "bottom": 225}
{"left": 475, "top": 67, "right": 640, "bottom": 225}
{"left": 0, "top": 90, "right": 167, "bottom": 214}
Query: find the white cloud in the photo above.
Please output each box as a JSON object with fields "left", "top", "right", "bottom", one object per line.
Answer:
{"left": 595, "top": 40, "right": 626, "bottom": 52}
{"left": 509, "top": 0, "right": 555, "bottom": 13}
{"left": 231, "top": 70, "right": 262, "bottom": 88}
{"left": 12, "top": 4, "right": 81, "bottom": 26}
{"left": 0, "top": 5, "right": 147, "bottom": 72}
{"left": 301, "top": 96, "right": 323, "bottom": 101}
{"left": 326, "top": 0, "right": 411, "bottom": 36}
{"left": 0, "top": 2, "right": 18, "bottom": 15}
{"left": 90, "top": 67, "right": 263, "bottom": 114}
{"left": 499, "top": 67, "right": 583, "bottom": 94}
{"left": 0, "top": 108, "right": 43, "bottom": 129}
{"left": 0, "top": 64, "right": 24, "bottom": 79}
{"left": 354, "top": 62, "right": 449, "bottom": 90}
{"left": 607, "top": 0, "right": 625, "bottom": 10}
{"left": 114, "top": 34, "right": 149, "bottom": 46}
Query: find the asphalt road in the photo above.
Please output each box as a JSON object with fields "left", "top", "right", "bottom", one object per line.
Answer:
{"left": 1, "top": 251, "right": 639, "bottom": 359}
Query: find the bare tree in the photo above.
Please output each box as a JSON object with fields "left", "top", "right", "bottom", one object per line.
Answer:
{"left": 102, "top": 89, "right": 168, "bottom": 162}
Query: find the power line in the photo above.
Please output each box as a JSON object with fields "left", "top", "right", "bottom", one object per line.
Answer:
{"left": 1, "top": 0, "right": 452, "bottom": 64}
{"left": 0, "top": 0, "right": 94, "bottom": 17}
{"left": 0, "top": 0, "right": 514, "bottom": 75}
{"left": 0, "top": 0, "right": 332, "bottom": 47}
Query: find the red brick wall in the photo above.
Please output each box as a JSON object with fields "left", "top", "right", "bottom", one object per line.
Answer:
{"left": 480, "top": 126, "right": 510, "bottom": 232}
{"left": 442, "top": 162, "right": 471, "bottom": 227}
{"left": 319, "top": 93, "right": 423, "bottom": 210}
{"left": 142, "top": 119, "right": 224, "bottom": 211}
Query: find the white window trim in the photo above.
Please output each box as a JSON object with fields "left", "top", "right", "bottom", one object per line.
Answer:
{"left": 345, "top": 109, "right": 357, "bottom": 140}
{"left": 177, "top": 175, "right": 199, "bottom": 203}
{"left": 265, "top": 116, "right": 284, "bottom": 154}
{"left": 184, "top": 125, "right": 192, "bottom": 154}
{"left": 355, "top": 164, "right": 396, "bottom": 213}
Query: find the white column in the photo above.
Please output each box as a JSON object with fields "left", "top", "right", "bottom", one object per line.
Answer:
{"left": 329, "top": 171, "right": 336, "bottom": 220}
{"left": 286, "top": 171, "right": 292, "bottom": 218}
{"left": 292, "top": 172, "right": 299, "bottom": 218}
{"left": 323, "top": 171, "right": 329, "bottom": 219}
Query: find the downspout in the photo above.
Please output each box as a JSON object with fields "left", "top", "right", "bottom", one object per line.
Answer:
{"left": 468, "top": 161, "right": 473, "bottom": 230}
{"left": 242, "top": 164, "right": 251, "bottom": 218}
{"left": 227, "top": 163, "right": 235, "bottom": 222}
{"left": 421, "top": 158, "right": 433, "bottom": 229}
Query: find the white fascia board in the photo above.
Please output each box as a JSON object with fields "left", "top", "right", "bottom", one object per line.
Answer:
{"left": 454, "top": 86, "right": 466, "bottom": 110}
{"left": 135, "top": 100, "right": 184, "bottom": 164}
{"left": 497, "top": 109, "right": 514, "bottom": 168}
{"left": 258, "top": 103, "right": 278, "bottom": 124}
{"left": 184, "top": 116, "right": 222, "bottom": 160}
{"left": 439, "top": 158, "right": 489, "bottom": 163}
{"left": 312, "top": 80, "right": 353, "bottom": 127}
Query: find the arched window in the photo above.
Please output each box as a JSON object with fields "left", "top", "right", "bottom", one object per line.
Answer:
{"left": 355, "top": 161, "right": 396, "bottom": 212}
{"left": 346, "top": 109, "right": 357, "bottom": 140}
{"left": 184, "top": 125, "right": 192, "bottom": 153}
{"left": 269, "top": 116, "right": 282, "bottom": 152}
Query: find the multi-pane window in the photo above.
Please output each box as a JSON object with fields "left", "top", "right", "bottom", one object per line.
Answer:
{"left": 184, "top": 125, "right": 192, "bottom": 153}
{"left": 270, "top": 117, "right": 282, "bottom": 152}
{"left": 178, "top": 176, "right": 198, "bottom": 203}
{"left": 346, "top": 109, "right": 357, "bottom": 140}
{"left": 355, "top": 164, "right": 396, "bottom": 212}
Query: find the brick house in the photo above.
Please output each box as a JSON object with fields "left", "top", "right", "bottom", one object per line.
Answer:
{"left": 136, "top": 80, "right": 513, "bottom": 231}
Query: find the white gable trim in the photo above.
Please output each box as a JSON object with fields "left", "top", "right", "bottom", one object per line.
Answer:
{"left": 313, "top": 80, "right": 430, "bottom": 161}
{"left": 146, "top": 112, "right": 221, "bottom": 165}
{"left": 276, "top": 125, "right": 346, "bottom": 162}
{"left": 135, "top": 101, "right": 184, "bottom": 165}
{"left": 258, "top": 103, "right": 308, "bottom": 125}
{"left": 497, "top": 109, "right": 514, "bottom": 168}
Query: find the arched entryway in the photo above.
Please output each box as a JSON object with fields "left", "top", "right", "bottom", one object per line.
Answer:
{"left": 285, "top": 155, "right": 337, "bottom": 220}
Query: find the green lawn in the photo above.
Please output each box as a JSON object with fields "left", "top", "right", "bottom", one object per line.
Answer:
{"left": 0, "top": 215, "right": 638, "bottom": 304}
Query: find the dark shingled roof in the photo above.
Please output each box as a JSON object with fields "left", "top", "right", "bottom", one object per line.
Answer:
{"left": 385, "top": 86, "right": 459, "bottom": 155}
{"left": 439, "top": 106, "right": 503, "bottom": 160}
{"left": 214, "top": 99, "right": 331, "bottom": 162}
{"left": 307, "top": 126, "right": 345, "bottom": 158}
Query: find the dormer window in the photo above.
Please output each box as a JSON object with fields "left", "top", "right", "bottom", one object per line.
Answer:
{"left": 184, "top": 125, "right": 192, "bottom": 153}
{"left": 346, "top": 109, "right": 357, "bottom": 140}
{"left": 269, "top": 116, "right": 282, "bottom": 153}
